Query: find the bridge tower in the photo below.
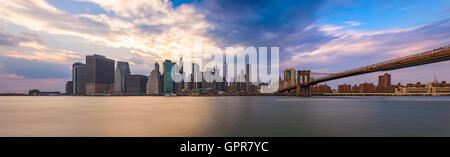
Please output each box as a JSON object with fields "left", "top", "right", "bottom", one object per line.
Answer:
{"left": 296, "top": 70, "right": 311, "bottom": 97}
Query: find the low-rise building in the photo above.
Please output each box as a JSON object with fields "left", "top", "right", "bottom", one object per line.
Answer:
{"left": 65, "top": 81, "right": 73, "bottom": 95}
{"left": 28, "top": 89, "right": 61, "bottom": 96}
{"left": 396, "top": 82, "right": 450, "bottom": 94}
{"left": 338, "top": 84, "right": 351, "bottom": 93}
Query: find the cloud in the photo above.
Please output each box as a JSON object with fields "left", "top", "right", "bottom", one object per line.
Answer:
{"left": 0, "top": 28, "right": 45, "bottom": 48}
{"left": 0, "top": 26, "right": 83, "bottom": 64}
{"left": 344, "top": 21, "right": 361, "bottom": 26}
{"left": 0, "top": 73, "right": 25, "bottom": 79}
{"left": 0, "top": 56, "right": 71, "bottom": 79}
{"left": 196, "top": 0, "right": 327, "bottom": 47}
{"left": 5, "top": 50, "right": 83, "bottom": 64}
{"left": 0, "top": 0, "right": 218, "bottom": 63}
{"left": 283, "top": 18, "right": 450, "bottom": 69}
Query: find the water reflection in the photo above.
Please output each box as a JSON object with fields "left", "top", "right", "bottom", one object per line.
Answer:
{"left": 1, "top": 96, "right": 450, "bottom": 136}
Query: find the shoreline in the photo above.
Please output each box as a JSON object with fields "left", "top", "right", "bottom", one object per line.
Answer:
{"left": 1, "top": 94, "right": 450, "bottom": 97}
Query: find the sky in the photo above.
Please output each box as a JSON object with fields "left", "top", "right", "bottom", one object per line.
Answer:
{"left": 0, "top": 0, "right": 449, "bottom": 93}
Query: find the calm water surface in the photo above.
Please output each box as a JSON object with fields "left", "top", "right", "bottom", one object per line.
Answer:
{"left": 1, "top": 96, "right": 450, "bottom": 137}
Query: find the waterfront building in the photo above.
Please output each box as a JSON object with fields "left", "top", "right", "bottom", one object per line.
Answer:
{"left": 146, "top": 62, "right": 162, "bottom": 94}
{"left": 351, "top": 84, "right": 359, "bottom": 93}
{"left": 245, "top": 64, "right": 251, "bottom": 92}
{"left": 214, "top": 68, "right": 225, "bottom": 92}
{"left": 338, "top": 84, "right": 352, "bottom": 93}
{"left": 376, "top": 73, "right": 394, "bottom": 93}
{"left": 310, "top": 84, "right": 332, "bottom": 93}
{"left": 174, "top": 58, "right": 184, "bottom": 94}
{"left": 247, "top": 83, "right": 258, "bottom": 94}
{"left": 65, "top": 81, "right": 73, "bottom": 95}
{"left": 126, "top": 75, "right": 148, "bottom": 94}
{"left": 163, "top": 60, "right": 174, "bottom": 94}
{"left": 85, "top": 54, "right": 115, "bottom": 95}
{"left": 72, "top": 62, "right": 86, "bottom": 95}
{"left": 114, "top": 61, "right": 130, "bottom": 94}
{"left": 223, "top": 57, "right": 227, "bottom": 89}
{"left": 190, "top": 63, "right": 202, "bottom": 90}
{"left": 396, "top": 81, "right": 450, "bottom": 94}
{"left": 359, "top": 82, "right": 376, "bottom": 93}
{"left": 378, "top": 73, "right": 391, "bottom": 87}
{"left": 258, "top": 83, "right": 269, "bottom": 93}
{"left": 28, "top": 89, "right": 61, "bottom": 96}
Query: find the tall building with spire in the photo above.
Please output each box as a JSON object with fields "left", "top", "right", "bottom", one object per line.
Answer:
{"left": 114, "top": 61, "right": 130, "bottom": 94}
{"left": 433, "top": 74, "right": 439, "bottom": 84}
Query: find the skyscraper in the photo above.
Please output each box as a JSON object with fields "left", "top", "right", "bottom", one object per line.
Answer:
{"left": 85, "top": 54, "right": 115, "bottom": 95}
{"left": 72, "top": 62, "right": 86, "bottom": 95}
{"left": 114, "top": 61, "right": 130, "bottom": 94}
{"left": 245, "top": 63, "right": 251, "bottom": 92}
{"left": 246, "top": 63, "right": 250, "bottom": 83}
{"left": 174, "top": 58, "right": 184, "bottom": 93}
{"left": 163, "top": 60, "right": 174, "bottom": 94}
{"left": 125, "top": 75, "right": 148, "bottom": 94}
{"left": 146, "top": 62, "right": 162, "bottom": 94}
{"left": 191, "top": 62, "right": 201, "bottom": 90}
{"left": 222, "top": 56, "right": 227, "bottom": 90}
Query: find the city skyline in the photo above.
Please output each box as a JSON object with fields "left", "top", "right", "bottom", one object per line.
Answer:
{"left": 59, "top": 50, "right": 450, "bottom": 95}
{"left": 0, "top": 0, "right": 450, "bottom": 93}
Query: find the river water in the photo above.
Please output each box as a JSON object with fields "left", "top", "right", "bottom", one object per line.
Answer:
{"left": 0, "top": 96, "right": 449, "bottom": 136}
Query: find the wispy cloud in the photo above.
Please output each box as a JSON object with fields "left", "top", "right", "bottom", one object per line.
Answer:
{"left": 5, "top": 50, "right": 83, "bottom": 64}
{"left": 0, "top": 73, "right": 25, "bottom": 79}
{"left": 344, "top": 21, "right": 361, "bottom": 26}
{"left": 283, "top": 19, "right": 450, "bottom": 69}
{"left": 0, "top": 28, "right": 45, "bottom": 48}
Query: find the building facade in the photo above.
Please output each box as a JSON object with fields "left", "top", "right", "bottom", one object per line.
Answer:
{"left": 126, "top": 75, "right": 148, "bottom": 94}
{"left": 72, "top": 62, "right": 86, "bottom": 95}
{"left": 310, "top": 84, "right": 332, "bottom": 93}
{"left": 174, "top": 58, "right": 184, "bottom": 94}
{"left": 376, "top": 73, "right": 394, "bottom": 92}
{"left": 114, "top": 61, "right": 130, "bottom": 94}
{"left": 338, "top": 84, "right": 352, "bottom": 93}
{"left": 85, "top": 54, "right": 115, "bottom": 95}
{"left": 146, "top": 62, "right": 163, "bottom": 94}
{"left": 378, "top": 73, "right": 391, "bottom": 87}
{"left": 396, "top": 82, "right": 450, "bottom": 94}
{"left": 65, "top": 81, "right": 73, "bottom": 95}
{"left": 359, "top": 82, "right": 376, "bottom": 93}
{"left": 163, "top": 60, "right": 174, "bottom": 94}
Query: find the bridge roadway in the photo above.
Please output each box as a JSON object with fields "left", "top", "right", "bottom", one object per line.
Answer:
{"left": 279, "top": 45, "right": 450, "bottom": 96}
